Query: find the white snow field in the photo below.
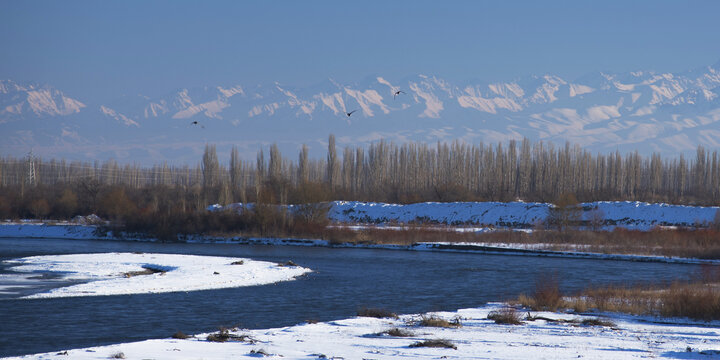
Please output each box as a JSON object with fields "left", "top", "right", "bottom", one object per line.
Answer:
{"left": 211, "top": 200, "right": 720, "bottom": 230}
{"left": 4, "top": 253, "right": 311, "bottom": 299}
{"left": 329, "top": 200, "right": 720, "bottom": 230}
{"left": 0, "top": 222, "right": 148, "bottom": 241}
{"left": 7, "top": 303, "right": 719, "bottom": 359}
{"left": 3, "top": 200, "right": 719, "bottom": 243}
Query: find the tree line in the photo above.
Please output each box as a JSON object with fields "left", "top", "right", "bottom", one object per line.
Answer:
{"left": 2, "top": 136, "right": 720, "bottom": 211}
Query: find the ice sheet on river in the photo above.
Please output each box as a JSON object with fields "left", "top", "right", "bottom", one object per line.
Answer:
{"left": 3, "top": 253, "right": 311, "bottom": 298}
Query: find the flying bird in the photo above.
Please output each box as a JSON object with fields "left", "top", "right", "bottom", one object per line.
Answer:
{"left": 346, "top": 110, "right": 358, "bottom": 117}
{"left": 191, "top": 120, "right": 205, "bottom": 129}
{"left": 393, "top": 90, "right": 405, "bottom": 99}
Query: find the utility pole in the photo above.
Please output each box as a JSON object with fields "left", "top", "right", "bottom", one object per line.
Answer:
{"left": 26, "top": 150, "right": 36, "bottom": 187}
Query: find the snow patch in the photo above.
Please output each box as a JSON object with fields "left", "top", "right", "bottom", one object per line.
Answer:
{"left": 6, "top": 253, "right": 310, "bottom": 298}
{"left": 568, "top": 84, "right": 594, "bottom": 97}
{"left": 217, "top": 85, "right": 244, "bottom": 98}
{"left": 457, "top": 86, "right": 523, "bottom": 113}
{"left": 343, "top": 88, "right": 390, "bottom": 117}
{"left": 409, "top": 82, "right": 443, "bottom": 118}
{"left": 100, "top": 106, "right": 139, "bottom": 127}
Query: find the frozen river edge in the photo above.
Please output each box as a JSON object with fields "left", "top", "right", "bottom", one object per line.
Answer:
{"left": 5, "top": 303, "right": 720, "bottom": 360}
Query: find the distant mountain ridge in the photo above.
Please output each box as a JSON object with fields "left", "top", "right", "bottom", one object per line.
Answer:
{"left": 2, "top": 60, "right": 720, "bottom": 164}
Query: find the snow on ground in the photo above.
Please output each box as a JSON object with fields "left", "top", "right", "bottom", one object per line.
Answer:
{"left": 3, "top": 200, "right": 720, "bottom": 243}
{"left": 0, "top": 223, "right": 108, "bottom": 240}
{"left": 3, "top": 253, "right": 311, "bottom": 299}
{"left": 8, "top": 303, "right": 720, "bottom": 359}
{"left": 211, "top": 200, "right": 720, "bottom": 230}
{"left": 328, "top": 200, "right": 720, "bottom": 230}
{"left": 0, "top": 222, "right": 149, "bottom": 241}
{"left": 329, "top": 201, "right": 549, "bottom": 227}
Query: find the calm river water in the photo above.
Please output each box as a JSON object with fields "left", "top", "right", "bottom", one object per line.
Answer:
{"left": 0, "top": 237, "right": 703, "bottom": 357}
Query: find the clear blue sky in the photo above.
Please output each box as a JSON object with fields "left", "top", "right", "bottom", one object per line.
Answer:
{"left": 2, "top": 0, "right": 720, "bottom": 98}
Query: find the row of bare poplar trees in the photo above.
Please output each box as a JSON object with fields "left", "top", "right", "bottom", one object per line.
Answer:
{"left": 2, "top": 135, "right": 720, "bottom": 205}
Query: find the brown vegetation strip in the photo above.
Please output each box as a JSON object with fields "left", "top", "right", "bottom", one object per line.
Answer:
{"left": 518, "top": 267, "right": 720, "bottom": 321}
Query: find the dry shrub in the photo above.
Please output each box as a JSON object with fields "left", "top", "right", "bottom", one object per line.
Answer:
{"left": 417, "top": 314, "right": 461, "bottom": 328}
{"left": 409, "top": 339, "right": 457, "bottom": 350}
{"left": 122, "top": 266, "right": 166, "bottom": 278}
{"left": 661, "top": 284, "right": 720, "bottom": 321}
{"left": 581, "top": 318, "right": 616, "bottom": 327}
{"left": 249, "top": 349, "right": 272, "bottom": 356}
{"left": 530, "top": 273, "right": 565, "bottom": 311}
{"left": 473, "top": 228, "right": 720, "bottom": 260}
{"left": 516, "top": 294, "right": 536, "bottom": 309}
{"left": 206, "top": 329, "right": 231, "bottom": 343}
{"left": 564, "top": 281, "right": 720, "bottom": 321}
{"left": 206, "top": 327, "right": 255, "bottom": 343}
{"left": 277, "top": 260, "right": 298, "bottom": 267}
{"left": 568, "top": 298, "right": 588, "bottom": 313}
{"left": 324, "top": 224, "right": 482, "bottom": 246}
{"left": 487, "top": 307, "right": 523, "bottom": 325}
{"left": 385, "top": 328, "right": 414, "bottom": 337}
{"left": 372, "top": 328, "right": 415, "bottom": 337}
{"left": 172, "top": 331, "right": 190, "bottom": 339}
{"left": 357, "top": 307, "right": 398, "bottom": 319}
{"left": 575, "top": 284, "right": 658, "bottom": 315}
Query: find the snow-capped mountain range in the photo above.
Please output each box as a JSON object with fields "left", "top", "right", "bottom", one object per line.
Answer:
{"left": 3, "top": 60, "right": 720, "bottom": 164}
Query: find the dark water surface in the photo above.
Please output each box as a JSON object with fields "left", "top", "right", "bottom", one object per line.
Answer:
{"left": 0, "top": 237, "right": 702, "bottom": 357}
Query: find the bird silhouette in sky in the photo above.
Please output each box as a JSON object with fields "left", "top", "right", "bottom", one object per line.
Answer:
{"left": 393, "top": 90, "right": 405, "bottom": 99}
{"left": 191, "top": 120, "right": 205, "bottom": 128}
{"left": 346, "top": 110, "right": 358, "bottom": 117}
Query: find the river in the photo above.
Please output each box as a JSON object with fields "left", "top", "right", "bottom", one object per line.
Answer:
{"left": 0, "top": 237, "right": 702, "bottom": 357}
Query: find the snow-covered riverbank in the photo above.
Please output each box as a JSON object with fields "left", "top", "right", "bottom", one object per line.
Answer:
{"left": 212, "top": 200, "right": 720, "bottom": 230}
{"left": 6, "top": 303, "right": 719, "bottom": 359}
{"left": 2, "top": 253, "right": 311, "bottom": 298}
{"left": 328, "top": 200, "right": 720, "bottom": 230}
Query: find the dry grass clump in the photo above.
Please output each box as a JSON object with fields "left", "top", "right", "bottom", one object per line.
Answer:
{"left": 459, "top": 228, "right": 720, "bottom": 260}
{"left": 249, "top": 349, "right": 272, "bottom": 356}
{"left": 661, "top": 284, "right": 720, "bottom": 321}
{"left": 357, "top": 307, "right": 399, "bottom": 319}
{"left": 122, "top": 266, "right": 166, "bottom": 278}
{"left": 409, "top": 339, "right": 457, "bottom": 350}
{"left": 518, "top": 273, "right": 566, "bottom": 311}
{"left": 580, "top": 318, "right": 617, "bottom": 327}
{"left": 206, "top": 327, "right": 256, "bottom": 343}
{"left": 324, "top": 224, "right": 479, "bottom": 246}
{"left": 564, "top": 280, "right": 720, "bottom": 321}
{"left": 171, "top": 331, "right": 191, "bottom": 339}
{"left": 416, "top": 314, "right": 462, "bottom": 328}
{"left": 385, "top": 328, "right": 415, "bottom": 337}
{"left": 577, "top": 284, "right": 658, "bottom": 315}
{"left": 516, "top": 269, "right": 720, "bottom": 321}
{"left": 487, "top": 307, "right": 523, "bottom": 325}
{"left": 372, "top": 327, "right": 415, "bottom": 337}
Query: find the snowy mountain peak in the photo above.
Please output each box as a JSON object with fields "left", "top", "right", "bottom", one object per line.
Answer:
{"left": 5, "top": 59, "right": 720, "bottom": 163}
{"left": 1, "top": 81, "right": 85, "bottom": 118}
